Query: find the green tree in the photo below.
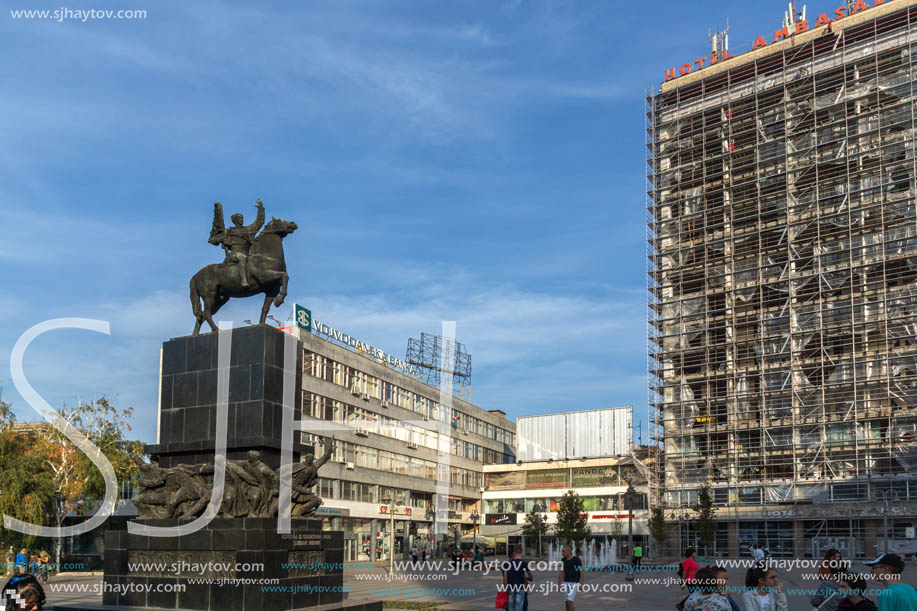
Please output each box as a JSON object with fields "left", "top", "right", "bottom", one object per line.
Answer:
{"left": 37, "top": 397, "right": 142, "bottom": 564}
{"left": 553, "top": 490, "right": 590, "bottom": 547}
{"left": 648, "top": 506, "right": 667, "bottom": 554}
{"left": 0, "top": 401, "right": 55, "bottom": 550}
{"left": 522, "top": 509, "right": 548, "bottom": 557}
{"left": 693, "top": 484, "right": 718, "bottom": 555}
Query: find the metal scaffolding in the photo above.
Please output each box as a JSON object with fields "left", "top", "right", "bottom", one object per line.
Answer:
{"left": 647, "top": 3, "right": 917, "bottom": 514}
{"left": 406, "top": 332, "right": 472, "bottom": 397}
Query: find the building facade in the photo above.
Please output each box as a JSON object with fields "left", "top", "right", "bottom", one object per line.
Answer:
{"left": 480, "top": 455, "right": 650, "bottom": 556}
{"left": 480, "top": 407, "right": 647, "bottom": 555}
{"left": 289, "top": 324, "right": 516, "bottom": 562}
{"left": 647, "top": 1, "right": 917, "bottom": 558}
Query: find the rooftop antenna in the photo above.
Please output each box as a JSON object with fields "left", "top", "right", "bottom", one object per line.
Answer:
{"left": 709, "top": 20, "right": 730, "bottom": 57}
{"left": 783, "top": 2, "right": 806, "bottom": 29}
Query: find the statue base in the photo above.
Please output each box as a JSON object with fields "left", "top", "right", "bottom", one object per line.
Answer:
{"left": 70, "top": 518, "right": 363, "bottom": 611}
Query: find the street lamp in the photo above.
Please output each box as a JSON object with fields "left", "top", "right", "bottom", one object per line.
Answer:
{"left": 625, "top": 482, "right": 636, "bottom": 580}
{"left": 383, "top": 496, "right": 403, "bottom": 576}
{"left": 470, "top": 509, "right": 480, "bottom": 557}
{"left": 874, "top": 490, "right": 901, "bottom": 554}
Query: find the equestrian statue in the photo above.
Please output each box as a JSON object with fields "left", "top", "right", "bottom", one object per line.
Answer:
{"left": 190, "top": 199, "right": 297, "bottom": 335}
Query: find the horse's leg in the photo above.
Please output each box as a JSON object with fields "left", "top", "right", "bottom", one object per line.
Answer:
{"left": 200, "top": 289, "right": 220, "bottom": 333}
{"left": 259, "top": 294, "right": 273, "bottom": 325}
{"left": 205, "top": 293, "right": 229, "bottom": 332}
{"left": 190, "top": 276, "right": 205, "bottom": 336}
{"left": 274, "top": 271, "right": 290, "bottom": 307}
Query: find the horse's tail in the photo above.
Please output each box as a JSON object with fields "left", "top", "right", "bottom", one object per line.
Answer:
{"left": 190, "top": 274, "right": 203, "bottom": 319}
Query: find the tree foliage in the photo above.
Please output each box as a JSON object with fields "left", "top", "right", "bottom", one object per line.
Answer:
{"left": 0, "top": 401, "right": 55, "bottom": 549}
{"left": 0, "top": 397, "right": 142, "bottom": 556}
{"left": 648, "top": 506, "right": 667, "bottom": 544}
{"left": 522, "top": 509, "right": 548, "bottom": 555}
{"left": 553, "top": 490, "right": 590, "bottom": 546}
{"left": 693, "top": 483, "right": 718, "bottom": 551}
{"left": 39, "top": 398, "right": 141, "bottom": 512}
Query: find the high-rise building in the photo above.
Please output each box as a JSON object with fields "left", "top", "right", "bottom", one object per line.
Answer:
{"left": 647, "top": 1, "right": 917, "bottom": 557}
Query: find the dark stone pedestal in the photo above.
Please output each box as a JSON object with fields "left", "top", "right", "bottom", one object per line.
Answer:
{"left": 64, "top": 326, "right": 374, "bottom": 611}
{"left": 84, "top": 519, "right": 358, "bottom": 611}
{"left": 149, "top": 325, "right": 309, "bottom": 469}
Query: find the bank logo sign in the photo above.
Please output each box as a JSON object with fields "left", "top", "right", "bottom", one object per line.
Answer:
{"left": 294, "top": 304, "right": 312, "bottom": 332}
{"left": 294, "top": 303, "right": 417, "bottom": 375}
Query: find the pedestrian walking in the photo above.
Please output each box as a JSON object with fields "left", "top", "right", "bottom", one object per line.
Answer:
{"left": 557, "top": 545, "right": 583, "bottom": 611}
{"left": 753, "top": 543, "right": 765, "bottom": 565}
{"left": 14, "top": 550, "right": 27, "bottom": 575}
{"left": 502, "top": 546, "right": 531, "bottom": 611}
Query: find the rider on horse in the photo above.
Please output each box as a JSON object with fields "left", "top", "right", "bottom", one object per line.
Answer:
{"left": 209, "top": 200, "right": 264, "bottom": 287}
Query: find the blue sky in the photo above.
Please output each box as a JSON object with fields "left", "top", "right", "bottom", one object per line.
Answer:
{"left": 0, "top": 0, "right": 833, "bottom": 444}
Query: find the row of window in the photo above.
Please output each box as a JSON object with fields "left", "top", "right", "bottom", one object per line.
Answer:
{"left": 483, "top": 493, "right": 648, "bottom": 514}
{"left": 304, "top": 350, "right": 515, "bottom": 447}
{"left": 664, "top": 479, "right": 916, "bottom": 506}
{"left": 303, "top": 392, "right": 515, "bottom": 465}
{"left": 303, "top": 434, "right": 483, "bottom": 489}
{"left": 316, "top": 478, "right": 472, "bottom": 513}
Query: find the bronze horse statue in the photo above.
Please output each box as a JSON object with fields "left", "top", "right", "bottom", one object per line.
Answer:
{"left": 189, "top": 217, "right": 297, "bottom": 335}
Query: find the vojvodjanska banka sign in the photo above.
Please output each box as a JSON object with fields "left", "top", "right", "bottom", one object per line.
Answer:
{"left": 295, "top": 305, "right": 418, "bottom": 375}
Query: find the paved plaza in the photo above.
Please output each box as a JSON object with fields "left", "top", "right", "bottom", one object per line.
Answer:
{"left": 41, "top": 557, "right": 914, "bottom": 611}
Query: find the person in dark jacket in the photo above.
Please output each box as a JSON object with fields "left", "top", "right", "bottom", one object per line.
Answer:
{"left": 837, "top": 573, "right": 877, "bottom": 611}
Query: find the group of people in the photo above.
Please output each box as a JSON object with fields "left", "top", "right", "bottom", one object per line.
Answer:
{"left": 498, "top": 544, "right": 584, "bottom": 611}
{"left": 811, "top": 550, "right": 916, "bottom": 611}
{"left": 5, "top": 548, "right": 50, "bottom": 581}
{"left": 677, "top": 547, "right": 916, "bottom": 611}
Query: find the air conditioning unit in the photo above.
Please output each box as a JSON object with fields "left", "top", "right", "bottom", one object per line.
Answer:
{"left": 351, "top": 386, "right": 361, "bottom": 396}
{"left": 381, "top": 400, "right": 389, "bottom": 408}
{"left": 346, "top": 462, "right": 355, "bottom": 470}
{"left": 361, "top": 393, "right": 369, "bottom": 400}
{"left": 407, "top": 442, "right": 418, "bottom": 450}
{"left": 355, "top": 427, "right": 369, "bottom": 437}
{"left": 422, "top": 415, "right": 429, "bottom": 421}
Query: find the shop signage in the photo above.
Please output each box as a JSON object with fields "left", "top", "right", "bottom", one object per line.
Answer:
{"left": 572, "top": 467, "right": 618, "bottom": 487}
{"left": 763, "top": 510, "right": 793, "bottom": 517}
{"left": 591, "top": 514, "right": 630, "bottom": 520}
{"left": 526, "top": 469, "right": 568, "bottom": 489}
{"left": 311, "top": 317, "right": 418, "bottom": 375}
{"left": 485, "top": 513, "right": 518, "bottom": 526}
{"left": 379, "top": 505, "right": 413, "bottom": 516}
{"left": 316, "top": 506, "right": 350, "bottom": 516}
{"left": 664, "top": 0, "right": 889, "bottom": 82}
